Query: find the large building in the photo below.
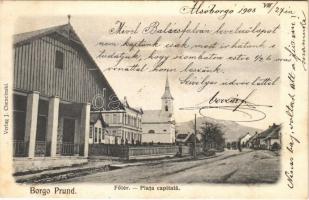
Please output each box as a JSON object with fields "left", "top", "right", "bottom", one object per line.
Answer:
{"left": 90, "top": 97, "right": 143, "bottom": 145}
{"left": 141, "top": 76, "right": 176, "bottom": 144}
{"left": 12, "top": 22, "right": 122, "bottom": 172}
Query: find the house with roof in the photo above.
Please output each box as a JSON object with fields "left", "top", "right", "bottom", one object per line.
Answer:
{"left": 246, "top": 131, "right": 259, "bottom": 148}
{"left": 175, "top": 132, "right": 203, "bottom": 145}
{"left": 141, "top": 76, "right": 176, "bottom": 144}
{"left": 262, "top": 124, "right": 281, "bottom": 150}
{"left": 12, "top": 21, "right": 123, "bottom": 172}
{"left": 89, "top": 113, "right": 108, "bottom": 144}
{"left": 247, "top": 124, "right": 281, "bottom": 150}
{"left": 95, "top": 97, "right": 143, "bottom": 145}
{"left": 239, "top": 132, "right": 253, "bottom": 148}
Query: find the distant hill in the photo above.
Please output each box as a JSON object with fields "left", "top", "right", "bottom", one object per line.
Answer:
{"left": 176, "top": 116, "right": 261, "bottom": 142}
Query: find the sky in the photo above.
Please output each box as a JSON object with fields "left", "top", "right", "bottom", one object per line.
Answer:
{"left": 14, "top": 14, "right": 282, "bottom": 130}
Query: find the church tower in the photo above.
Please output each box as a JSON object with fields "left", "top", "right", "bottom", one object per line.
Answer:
{"left": 161, "top": 75, "right": 174, "bottom": 115}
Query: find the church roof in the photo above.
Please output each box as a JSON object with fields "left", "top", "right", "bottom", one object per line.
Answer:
{"left": 142, "top": 110, "right": 172, "bottom": 123}
{"left": 161, "top": 75, "right": 174, "bottom": 100}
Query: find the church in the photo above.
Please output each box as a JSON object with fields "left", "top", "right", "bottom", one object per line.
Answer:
{"left": 141, "top": 76, "right": 176, "bottom": 144}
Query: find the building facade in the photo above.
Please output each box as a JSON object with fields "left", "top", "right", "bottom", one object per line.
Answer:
{"left": 239, "top": 132, "right": 252, "bottom": 147}
{"left": 92, "top": 97, "right": 143, "bottom": 145}
{"left": 89, "top": 113, "right": 109, "bottom": 144}
{"left": 141, "top": 77, "right": 176, "bottom": 144}
{"left": 12, "top": 23, "right": 122, "bottom": 172}
{"left": 247, "top": 124, "right": 281, "bottom": 150}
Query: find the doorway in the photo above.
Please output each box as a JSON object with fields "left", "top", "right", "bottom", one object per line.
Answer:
{"left": 62, "top": 118, "right": 76, "bottom": 155}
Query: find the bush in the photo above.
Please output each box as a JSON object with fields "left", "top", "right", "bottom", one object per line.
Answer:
{"left": 203, "top": 149, "right": 216, "bottom": 157}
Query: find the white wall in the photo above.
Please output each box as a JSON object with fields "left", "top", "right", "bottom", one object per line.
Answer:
{"left": 142, "top": 133, "right": 174, "bottom": 143}
{"left": 89, "top": 120, "right": 104, "bottom": 144}
{"left": 270, "top": 139, "right": 280, "bottom": 145}
{"left": 142, "top": 123, "right": 175, "bottom": 143}
{"left": 240, "top": 134, "right": 252, "bottom": 144}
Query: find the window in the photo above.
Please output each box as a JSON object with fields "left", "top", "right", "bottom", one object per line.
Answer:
{"left": 165, "top": 105, "right": 168, "bottom": 111}
{"left": 94, "top": 127, "right": 98, "bottom": 143}
{"left": 98, "top": 128, "right": 101, "bottom": 143}
{"left": 89, "top": 126, "right": 93, "bottom": 139}
{"left": 106, "top": 114, "right": 110, "bottom": 123}
{"left": 55, "top": 50, "right": 64, "bottom": 69}
{"left": 163, "top": 129, "right": 167, "bottom": 132}
{"left": 113, "top": 114, "right": 119, "bottom": 124}
{"left": 148, "top": 130, "right": 155, "bottom": 134}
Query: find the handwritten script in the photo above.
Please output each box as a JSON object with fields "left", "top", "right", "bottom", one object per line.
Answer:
{"left": 94, "top": 1, "right": 306, "bottom": 129}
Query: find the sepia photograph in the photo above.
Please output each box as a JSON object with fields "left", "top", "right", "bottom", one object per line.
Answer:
{"left": 0, "top": 1, "right": 308, "bottom": 198}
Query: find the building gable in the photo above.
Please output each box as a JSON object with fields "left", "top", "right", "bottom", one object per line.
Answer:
{"left": 13, "top": 24, "right": 123, "bottom": 111}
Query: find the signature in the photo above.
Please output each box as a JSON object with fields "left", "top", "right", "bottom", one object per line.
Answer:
{"left": 179, "top": 89, "right": 272, "bottom": 122}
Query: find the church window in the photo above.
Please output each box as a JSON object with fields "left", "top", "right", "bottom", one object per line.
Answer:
{"left": 148, "top": 130, "right": 155, "bottom": 134}
{"left": 165, "top": 105, "right": 168, "bottom": 111}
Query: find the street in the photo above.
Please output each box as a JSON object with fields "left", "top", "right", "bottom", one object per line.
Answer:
{"left": 62, "top": 150, "right": 280, "bottom": 184}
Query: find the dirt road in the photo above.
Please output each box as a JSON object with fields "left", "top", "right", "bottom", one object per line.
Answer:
{"left": 62, "top": 150, "right": 280, "bottom": 184}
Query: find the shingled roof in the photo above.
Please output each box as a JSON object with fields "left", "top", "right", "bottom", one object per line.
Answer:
{"left": 263, "top": 124, "right": 281, "bottom": 140}
{"left": 256, "top": 124, "right": 280, "bottom": 139}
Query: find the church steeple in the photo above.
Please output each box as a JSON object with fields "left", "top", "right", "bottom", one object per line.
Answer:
{"left": 161, "top": 75, "right": 174, "bottom": 100}
{"left": 161, "top": 75, "right": 174, "bottom": 115}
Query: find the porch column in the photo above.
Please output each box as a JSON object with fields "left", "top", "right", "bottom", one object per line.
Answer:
{"left": 24, "top": 91, "right": 39, "bottom": 158}
{"left": 80, "top": 103, "right": 90, "bottom": 157}
{"left": 46, "top": 96, "right": 59, "bottom": 157}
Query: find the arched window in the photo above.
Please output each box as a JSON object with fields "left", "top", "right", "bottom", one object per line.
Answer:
{"left": 165, "top": 105, "right": 168, "bottom": 111}
{"left": 148, "top": 130, "right": 155, "bottom": 133}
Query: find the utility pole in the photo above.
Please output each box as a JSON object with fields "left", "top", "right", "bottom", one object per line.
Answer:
{"left": 193, "top": 113, "right": 197, "bottom": 159}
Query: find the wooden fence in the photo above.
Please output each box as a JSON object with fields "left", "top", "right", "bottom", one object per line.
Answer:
{"left": 128, "top": 145, "right": 179, "bottom": 159}
{"left": 89, "top": 144, "right": 129, "bottom": 160}
{"left": 89, "top": 144, "right": 204, "bottom": 160}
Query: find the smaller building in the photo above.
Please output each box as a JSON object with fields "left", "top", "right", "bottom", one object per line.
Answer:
{"left": 262, "top": 124, "right": 281, "bottom": 150}
{"left": 89, "top": 113, "right": 109, "bottom": 144}
{"left": 247, "top": 124, "right": 281, "bottom": 150}
{"left": 92, "top": 97, "right": 143, "bottom": 145}
{"left": 176, "top": 132, "right": 202, "bottom": 145}
{"left": 239, "top": 132, "right": 252, "bottom": 148}
{"left": 246, "top": 132, "right": 258, "bottom": 148}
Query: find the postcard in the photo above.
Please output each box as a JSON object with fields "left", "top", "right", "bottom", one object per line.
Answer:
{"left": 0, "top": 1, "right": 308, "bottom": 199}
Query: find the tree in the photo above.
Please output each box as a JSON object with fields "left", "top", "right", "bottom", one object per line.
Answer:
{"left": 199, "top": 122, "right": 225, "bottom": 151}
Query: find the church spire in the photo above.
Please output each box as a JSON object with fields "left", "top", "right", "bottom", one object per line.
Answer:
{"left": 161, "top": 75, "right": 174, "bottom": 100}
